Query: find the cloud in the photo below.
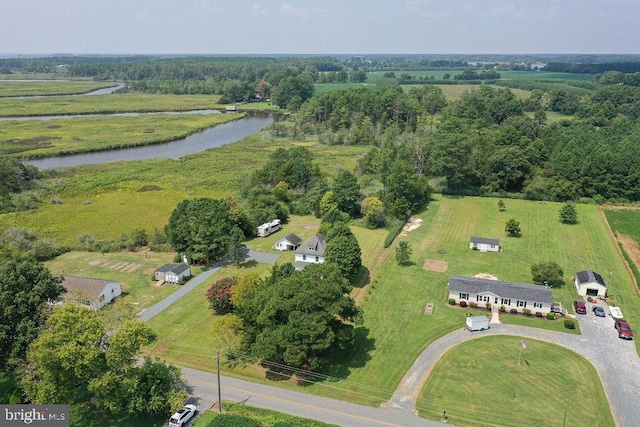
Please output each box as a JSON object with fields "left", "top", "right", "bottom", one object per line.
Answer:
{"left": 252, "top": 2, "right": 268, "bottom": 15}
{"left": 280, "top": 3, "right": 306, "bottom": 17}
{"left": 402, "top": 0, "right": 452, "bottom": 19}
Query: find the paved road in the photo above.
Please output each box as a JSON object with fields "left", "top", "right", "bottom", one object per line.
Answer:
{"left": 137, "top": 250, "right": 279, "bottom": 322}
{"left": 388, "top": 305, "right": 640, "bottom": 427}
{"left": 181, "top": 367, "right": 444, "bottom": 427}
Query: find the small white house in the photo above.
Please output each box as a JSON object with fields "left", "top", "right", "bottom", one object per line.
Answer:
{"left": 257, "top": 219, "right": 282, "bottom": 237}
{"left": 274, "top": 233, "right": 302, "bottom": 251}
{"left": 448, "top": 275, "right": 553, "bottom": 314}
{"left": 294, "top": 233, "right": 327, "bottom": 270}
{"left": 155, "top": 263, "right": 192, "bottom": 283}
{"left": 62, "top": 275, "right": 122, "bottom": 310}
{"left": 574, "top": 270, "right": 607, "bottom": 297}
{"left": 469, "top": 237, "right": 500, "bottom": 252}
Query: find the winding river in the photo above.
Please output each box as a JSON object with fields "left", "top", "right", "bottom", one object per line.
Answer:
{"left": 25, "top": 111, "right": 274, "bottom": 170}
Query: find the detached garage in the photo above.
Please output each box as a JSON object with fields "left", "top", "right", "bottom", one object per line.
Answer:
{"left": 574, "top": 270, "right": 607, "bottom": 297}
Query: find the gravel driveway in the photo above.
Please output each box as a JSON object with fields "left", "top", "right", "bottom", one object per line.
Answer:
{"left": 387, "top": 306, "right": 640, "bottom": 427}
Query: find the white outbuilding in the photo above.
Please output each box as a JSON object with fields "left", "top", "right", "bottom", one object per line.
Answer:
{"left": 574, "top": 270, "right": 607, "bottom": 297}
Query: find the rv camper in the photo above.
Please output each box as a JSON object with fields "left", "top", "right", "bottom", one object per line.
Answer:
{"left": 257, "top": 219, "right": 282, "bottom": 237}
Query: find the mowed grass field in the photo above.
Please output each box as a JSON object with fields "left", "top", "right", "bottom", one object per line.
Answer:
{"left": 0, "top": 93, "right": 224, "bottom": 117}
{"left": 419, "top": 336, "right": 613, "bottom": 427}
{"left": 45, "top": 250, "right": 185, "bottom": 310}
{"left": 0, "top": 112, "right": 243, "bottom": 158}
{"left": 0, "top": 81, "right": 118, "bottom": 97}
{"left": 142, "top": 195, "right": 634, "bottom": 424}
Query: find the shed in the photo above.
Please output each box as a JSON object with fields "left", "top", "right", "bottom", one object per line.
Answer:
{"left": 574, "top": 270, "right": 607, "bottom": 297}
{"left": 155, "top": 263, "right": 192, "bottom": 283}
{"left": 62, "top": 275, "right": 122, "bottom": 310}
{"left": 470, "top": 237, "right": 500, "bottom": 252}
{"left": 274, "top": 233, "right": 302, "bottom": 251}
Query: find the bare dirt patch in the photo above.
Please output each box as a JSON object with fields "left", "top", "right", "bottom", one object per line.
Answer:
{"left": 618, "top": 233, "right": 640, "bottom": 274}
{"left": 88, "top": 258, "right": 108, "bottom": 266}
{"left": 474, "top": 273, "right": 499, "bottom": 280}
{"left": 399, "top": 216, "right": 423, "bottom": 237}
{"left": 423, "top": 259, "right": 448, "bottom": 273}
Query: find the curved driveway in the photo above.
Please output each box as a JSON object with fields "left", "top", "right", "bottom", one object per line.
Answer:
{"left": 386, "top": 311, "right": 640, "bottom": 427}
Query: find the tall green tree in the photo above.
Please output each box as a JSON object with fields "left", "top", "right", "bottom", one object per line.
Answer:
{"left": 325, "top": 234, "right": 362, "bottom": 281}
{"left": 22, "top": 304, "right": 186, "bottom": 416}
{"left": 505, "top": 219, "right": 522, "bottom": 237}
{"left": 238, "top": 264, "right": 361, "bottom": 370}
{"left": 165, "top": 197, "right": 236, "bottom": 264}
{"left": 332, "top": 170, "right": 361, "bottom": 217}
{"left": 396, "top": 241, "right": 413, "bottom": 266}
{"left": 559, "top": 203, "right": 578, "bottom": 224}
{"left": 0, "top": 257, "right": 65, "bottom": 368}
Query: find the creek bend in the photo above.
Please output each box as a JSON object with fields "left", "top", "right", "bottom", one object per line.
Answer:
{"left": 25, "top": 111, "right": 274, "bottom": 170}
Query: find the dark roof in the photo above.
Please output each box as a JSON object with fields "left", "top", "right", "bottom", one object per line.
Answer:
{"left": 296, "top": 233, "right": 327, "bottom": 256}
{"left": 155, "top": 263, "right": 190, "bottom": 275}
{"left": 576, "top": 270, "right": 606, "bottom": 287}
{"left": 63, "top": 275, "right": 119, "bottom": 299}
{"left": 448, "top": 276, "right": 553, "bottom": 304}
{"left": 470, "top": 237, "right": 500, "bottom": 245}
{"left": 279, "top": 233, "right": 302, "bottom": 246}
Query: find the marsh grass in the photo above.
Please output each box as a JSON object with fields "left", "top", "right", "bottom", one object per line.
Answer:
{"left": 0, "top": 81, "right": 117, "bottom": 97}
{"left": 0, "top": 93, "right": 224, "bottom": 117}
{"left": 0, "top": 113, "right": 243, "bottom": 157}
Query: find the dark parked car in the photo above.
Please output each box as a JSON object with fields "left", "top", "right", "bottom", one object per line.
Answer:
{"left": 615, "top": 319, "right": 634, "bottom": 340}
{"left": 573, "top": 300, "right": 586, "bottom": 314}
{"left": 592, "top": 306, "right": 606, "bottom": 317}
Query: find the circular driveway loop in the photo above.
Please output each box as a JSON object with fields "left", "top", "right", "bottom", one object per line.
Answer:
{"left": 385, "top": 309, "right": 640, "bottom": 427}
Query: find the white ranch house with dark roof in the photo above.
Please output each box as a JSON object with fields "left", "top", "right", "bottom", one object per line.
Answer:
{"left": 574, "top": 270, "right": 607, "bottom": 297}
{"left": 62, "top": 275, "right": 122, "bottom": 310}
{"left": 154, "top": 263, "right": 191, "bottom": 283}
{"left": 274, "top": 233, "right": 302, "bottom": 251}
{"left": 469, "top": 237, "right": 500, "bottom": 252}
{"left": 294, "top": 233, "right": 326, "bottom": 270}
{"left": 448, "top": 276, "right": 554, "bottom": 314}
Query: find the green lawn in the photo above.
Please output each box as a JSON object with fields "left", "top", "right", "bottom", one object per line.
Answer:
{"left": 0, "top": 81, "right": 118, "bottom": 97}
{"left": 0, "top": 93, "right": 224, "bottom": 117}
{"left": 419, "top": 336, "right": 613, "bottom": 427}
{"left": 142, "top": 196, "right": 637, "bottom": 414}
{"left": 45, "top": 250, "right": 186, "bottom": 310}
{"left": 0, "top": 112, "right": 243, "bottom": 158}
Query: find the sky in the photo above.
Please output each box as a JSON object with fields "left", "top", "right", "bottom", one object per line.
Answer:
{"left": 1, "top": 0, "right": 639, "bottom": 55}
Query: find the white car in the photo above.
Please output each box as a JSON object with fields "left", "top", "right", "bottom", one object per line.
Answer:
{"left": 168, "top": 404, "right": 197, "bottom": 427}
{"left": 609, "top": 306, "right": 624, "bottom": 320}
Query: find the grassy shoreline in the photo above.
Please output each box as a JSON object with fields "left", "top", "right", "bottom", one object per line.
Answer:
{"left": 0, "top": 112, "right": 245, "bottom": 158}
{"left": 0, "top": 81, "right": 118, "bottom": 97}
{"left": 0, "top": 93, "right": 225, "bottom": 117}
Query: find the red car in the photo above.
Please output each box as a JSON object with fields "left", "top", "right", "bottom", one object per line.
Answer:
{"left": 615, "top": 319, "right": 634, "bottom": 340}
{"left": 573, "top": 300, "right": 587, "bottom": 314}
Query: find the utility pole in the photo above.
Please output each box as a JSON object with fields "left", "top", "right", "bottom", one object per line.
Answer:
{"left": 216, "top": 350, "right": 222, "bottom": 412}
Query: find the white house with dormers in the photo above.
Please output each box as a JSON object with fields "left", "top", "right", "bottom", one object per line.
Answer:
{"left": 294, "top": 233, "right": 327, "bottom": 270}
{"left": 448, "top": 275, "right": 553, "bottom": 314}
